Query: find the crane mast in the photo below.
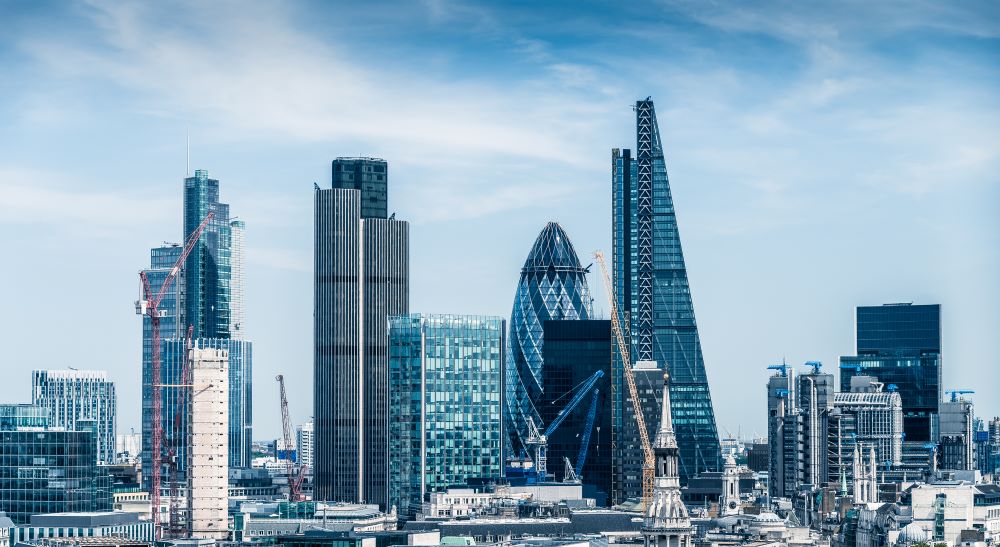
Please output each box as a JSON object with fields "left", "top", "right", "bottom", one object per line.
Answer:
{"left": 137, "top": 212, "right": 213, "bottom": 538}
{"left": 593, "top": 250, "right": 655, "bottom": 509}
{"left": 275, "top": 375, "right": 303, "bottom": 501}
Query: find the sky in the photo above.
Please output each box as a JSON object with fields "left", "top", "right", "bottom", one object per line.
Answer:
{"left": 0, "top": 0, "right": 998, "bottom": 441}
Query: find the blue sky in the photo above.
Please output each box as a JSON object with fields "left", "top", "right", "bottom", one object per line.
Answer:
{"left": 1, "top": 0, "right": 997, "bottom": 440}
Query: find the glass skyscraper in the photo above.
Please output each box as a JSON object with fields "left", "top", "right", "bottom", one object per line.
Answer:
{"left": 840, "top": 303, "right": 942, "bottom": 442}
{"left": 314, "top": 160, "right": 408, "bottom": 508}
{"left": 612, "top": 98, "right": 722, "bottom": 486}
{"left": 0, "top": 404, "right": 112, "bottom": 524}
{"left": 387, "top": 314, "right": 505, "bottom": 518}
{"left": 540, "top": 319, "right": 612, "bottom": 505}
{"left": 141, "top": 169, "right": 253, "bottom": 488}
{"left": 506, "top": 222, "right": 593, "bottom": 455}
{"left": 31, "top": 370, "right": 116, "bottom": 465}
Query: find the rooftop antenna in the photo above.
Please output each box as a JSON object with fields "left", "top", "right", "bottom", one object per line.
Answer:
{"left": 185, "top": 128, "right": 190, "bottom": 177}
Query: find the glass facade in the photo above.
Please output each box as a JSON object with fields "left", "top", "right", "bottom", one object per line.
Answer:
{"left": 31, "top": 370, "right": 116, "bottom": 465}
{"left": 840, "top": 303, "right": 943, "bottom": 443}
{"left": 0, "top": 405, "right": 112, "bottom": 524}
{"left": 184, "top": 169, "right": 232, "bottom": 339}
{"left": 505, "top": 222, "right": 593, "bottom": 455}
{"left": 388, "top": 314, "right": 504, "bottom": 518}
{"left": 540, "top": 320, "right": 612, "bottom": 505}
{"left": 612, "top": 99, "right": 722, "bottom": 488}
{"left": 142, "top": 169, "right": 254, "bottom": 486}
{"left": 332, "top": 157, "right": 388, "bottom": 219}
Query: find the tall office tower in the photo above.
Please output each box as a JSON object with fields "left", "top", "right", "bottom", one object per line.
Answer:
{"left": 766, "top": 363, "right": 833, "bottom": 499}
{"left": 620, "top": 360, "right": 665, "bottom": 504}
{"left": 988, "top": 418, "right": 1000, "bottom": 474}
{"left": 0, "top": 404, "right": 112, "bottom": 524}
{"left": 642, "top": 372, "right": 692, "bottom": 547}
{"left": 767, "top": 367, "right": 797, "bottom": 499}
{"left": 183, "top": 169, "right": 253, "bottom": 469}
{"left": 184, "top": 169, "right": 231, "bottom": 339}
{"left": 332, "top": 157, "right": 388, "bottom": 219}
{"left": 797, "top": 365, "right": 834, "bottom": 488}
{"left": 840, "top": 303, "right": 942, "bottom": 443}
{"left": 939, "top": 395, "right": 974, "bottom": 471}
{"left": 612, "top": 98, "right": 721, "bottom": 486}
{"left": 827, "top": 378, "right": 903, "bottom": 492}
{"left": 229, "top": 219, "right": 246, "bottom": 339}
{"left": 31, "top": 370, "right": 117, "bottom": 465}
{"left": 506, "top": 222, "right": 593, "bottom": 455}
{"left": 541, "top": 320, "right": 612, "bottom": 505}
{"left": 187, "top": 347, "right": 229, "bottom": 540}
{"left": 314, "top": 165, "right": 408, "bottom": 507}
{"left": 387, "top": 314, "right": 505, "bottom": 518}
{"left": 140, "top": 244, "right": 185, "bottom": 489}
{"left": 297, "top": 419, "right": 314, "bottom": 470}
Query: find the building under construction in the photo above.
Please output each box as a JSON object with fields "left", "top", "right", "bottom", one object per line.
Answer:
{"left": 187, "top": 346, "right": 229, "bottom": 540}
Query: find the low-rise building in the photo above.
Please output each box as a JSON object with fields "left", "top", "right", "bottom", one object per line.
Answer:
{"left": 12, "top": 512, "right": 153, "bottom": 545}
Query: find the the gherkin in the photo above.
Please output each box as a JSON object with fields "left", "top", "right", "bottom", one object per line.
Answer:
{"left": 506, "top": 222, "right": 593, "bottom": 453}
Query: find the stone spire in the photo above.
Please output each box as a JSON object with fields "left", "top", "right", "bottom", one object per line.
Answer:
{"left": 644, "top": 371, "right": 693, "bottom": 547}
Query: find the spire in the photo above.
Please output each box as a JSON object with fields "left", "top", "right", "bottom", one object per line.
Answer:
{"left": 656, "top": 372, "right": 677, "bottom": 449}
{"left": 643, "top": 370, "right": 692, "bottom": 546}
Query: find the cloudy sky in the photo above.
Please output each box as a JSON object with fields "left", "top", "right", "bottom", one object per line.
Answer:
{"left": 1, "top": 0, "right": 997, "bottom": 440}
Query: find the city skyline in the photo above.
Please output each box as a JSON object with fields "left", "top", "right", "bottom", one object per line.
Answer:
{"left": 0, "top": 1, "right": 997, "bottom": 440}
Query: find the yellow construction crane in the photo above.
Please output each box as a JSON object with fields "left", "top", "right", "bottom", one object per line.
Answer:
{"left": 594, "top": 250, "right": 655, "bottom": 509}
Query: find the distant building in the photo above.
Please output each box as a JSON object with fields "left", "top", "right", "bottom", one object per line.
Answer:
{"left": 840, "top": 303, "right": 942, "bottom": 443}
{"left": 297, "top": 419, "right": 314, "bottom": 470}
{"left": 540, "top": 319, "right": 612, "bottom": 504}
{"left": 612, "top": 98, "right": 722, "bottom": 488}
{"left": 31, "top": 370, "right": 117, "bottom": 465}
{"left": 0, "top": 405, "right": 111, "bottom": 524}
{"left": 939, "top": 395, "right": 974, "bottom": 471}
{"left": 141, "top": 169, "right": 254, "bottom": 484}
{"left": 187, "top": 347, "right": 229, "bottom": 540}
{"left": 12, "top": 512, "right": 153, "bottom": 544}
{"left": 619, "top": 360, "right": 664, "bottom": 504}
{"left": 767, "top": 363, "right": 834, "bottom": 499}
{"left": 387, "top": 314, "right": 505, "bottom": 518}
{"left": 505, "top": 222, "right": 593, "bottom": 457}
{"left": 746, "top": 442, "right": 769, "bottom": 473}
{"left": 828, "top": 379, "right": 903, "bottom": 492}
{"left": 314, "top": 162, "right": 409, "bottom": 507}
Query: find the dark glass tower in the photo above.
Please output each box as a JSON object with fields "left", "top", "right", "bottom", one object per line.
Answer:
{"left": 840, "top": 303, "right": 942, "bottom": 442}
{"left": 541, "top": 319, "right": 612, "bottom": 505}
{"left": 184, "top": 169, "right": 231, "bottom": 339}
{"left": 506, "top": 222, "right": 593, "bottom": 455}
{"left": 332, "top": 157, "right": 388, "bottom": 219}
{"left": 612, "top": 98, "right": 722, "bottom": 488}
{"left": 314, "top": 162, "right": 408, "bottom": 508}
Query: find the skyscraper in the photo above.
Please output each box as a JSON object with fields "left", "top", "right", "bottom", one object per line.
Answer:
{"left": 31, "top": 370, "right": 116, "bottom": 465}
{"left": 540, "top": 319, "right": 612, "bottom": 504}
{"left": 387, "top": 314, "right": 505, "bottom": 518}
{"left": 840, "top": 303, "right": 942, "bottom": 443}
{"left": 141, "top": 169, "right": 253, "bottom": 485}
{"left": 613, "top": 98, "right": 722, "bottom": 484}
{"left": 506, "top": 222, "right": 593, "bottom": 455}
{"left": 314, "top": 159, "right": 408, "bottom": 508}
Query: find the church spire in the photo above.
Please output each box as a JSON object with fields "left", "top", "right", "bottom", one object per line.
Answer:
{"left": 643, "top": 371, "right": 693, "bottom": 547}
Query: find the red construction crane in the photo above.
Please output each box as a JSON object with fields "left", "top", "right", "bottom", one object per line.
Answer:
{"left": 137, "top": 213, "right": 213, "bottom": 538}
{"left": 275, "top": 375, "right": 303, "bottom": 502}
